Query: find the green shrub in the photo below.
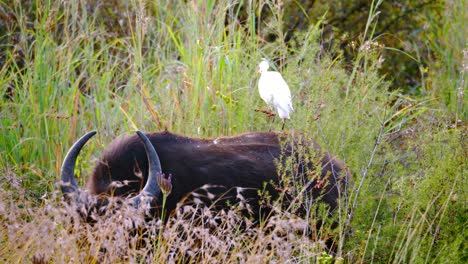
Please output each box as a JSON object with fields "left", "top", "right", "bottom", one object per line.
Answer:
{"left": 0, "top": 0, "right": 465, "bottom": 262}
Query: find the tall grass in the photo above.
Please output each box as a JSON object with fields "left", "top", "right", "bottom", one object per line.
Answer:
{"left": 0, "top": 0, "right": 465, "bottom": 262}
{"left": 425, "top": 0, "right": 467, "bottom": 122}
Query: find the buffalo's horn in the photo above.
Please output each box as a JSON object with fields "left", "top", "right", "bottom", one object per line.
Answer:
{"left": 131, "top": 131, "right": 163, "bottom": 207}
{"left": 60, "top": 131, "right": 97, "bottom": 198}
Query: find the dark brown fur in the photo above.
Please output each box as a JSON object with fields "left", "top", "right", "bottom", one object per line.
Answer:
{"left": 85, "top": 131, "right": 349, "bottom": 220}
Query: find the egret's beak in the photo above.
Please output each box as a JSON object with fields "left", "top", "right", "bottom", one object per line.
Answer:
{"left": 256, "top": 66, "right": 260, "bottom": 75}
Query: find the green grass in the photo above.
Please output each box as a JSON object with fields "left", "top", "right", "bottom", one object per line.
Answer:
{"left": 0, "top": 0, "right": 466, "bottom": 263}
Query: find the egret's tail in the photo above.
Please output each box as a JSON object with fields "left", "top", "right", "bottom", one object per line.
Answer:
{"left": 277, "top": 103, "right": 293, "bottom": 119}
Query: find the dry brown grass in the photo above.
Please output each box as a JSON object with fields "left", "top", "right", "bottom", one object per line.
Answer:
{"left": 1, "top": 172, "right": 332, "bottom": 263}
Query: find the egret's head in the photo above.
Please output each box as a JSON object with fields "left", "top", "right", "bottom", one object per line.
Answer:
{"left": 257, "top": 59, "right": 270, "bottom": 74}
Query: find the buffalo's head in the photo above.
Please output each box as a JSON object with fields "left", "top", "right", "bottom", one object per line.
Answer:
{"left": 60, "top": 130, "right": 168, "bottom": 213}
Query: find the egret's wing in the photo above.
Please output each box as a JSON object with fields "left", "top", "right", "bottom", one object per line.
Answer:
{"left": 267, "top": 72, "right": 291, "bottom": 96}
{"left": 269, "top": 72, "right": 293, "bottom": 113}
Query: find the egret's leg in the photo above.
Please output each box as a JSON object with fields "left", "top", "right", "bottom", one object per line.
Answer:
{"left": 268, "top": 116, "right": 275, "bottom": 132}
{"left": 267, "top": 106, "right": 275, "bottom": 131}
{"left": 281, "top": 119, "right": 286, "bottom": 130}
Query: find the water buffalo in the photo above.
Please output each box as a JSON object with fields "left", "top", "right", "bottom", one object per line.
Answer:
{"left": 60, "top": 130, "right": 349, "bottom": 221}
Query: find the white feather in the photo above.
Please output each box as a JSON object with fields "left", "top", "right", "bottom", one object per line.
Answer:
{"left": 257, "top": 59, "right": 293, "bottom": 120}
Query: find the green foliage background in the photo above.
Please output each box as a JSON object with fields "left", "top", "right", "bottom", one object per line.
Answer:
{"left": 0, "top": 0, "right": 466, "bottom": 262}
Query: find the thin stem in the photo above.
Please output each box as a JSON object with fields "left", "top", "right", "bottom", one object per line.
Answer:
{"left": 338, "top": 116, "right": 386, "bottom": 256}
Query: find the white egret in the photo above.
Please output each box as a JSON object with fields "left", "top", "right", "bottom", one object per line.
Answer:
{"left": 257, "top": 59, "right": 293, "bottom": 130}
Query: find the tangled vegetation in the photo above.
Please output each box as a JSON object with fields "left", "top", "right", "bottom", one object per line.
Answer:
{"left": 0, "top": 0, "right": 466, "bottom": 263}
